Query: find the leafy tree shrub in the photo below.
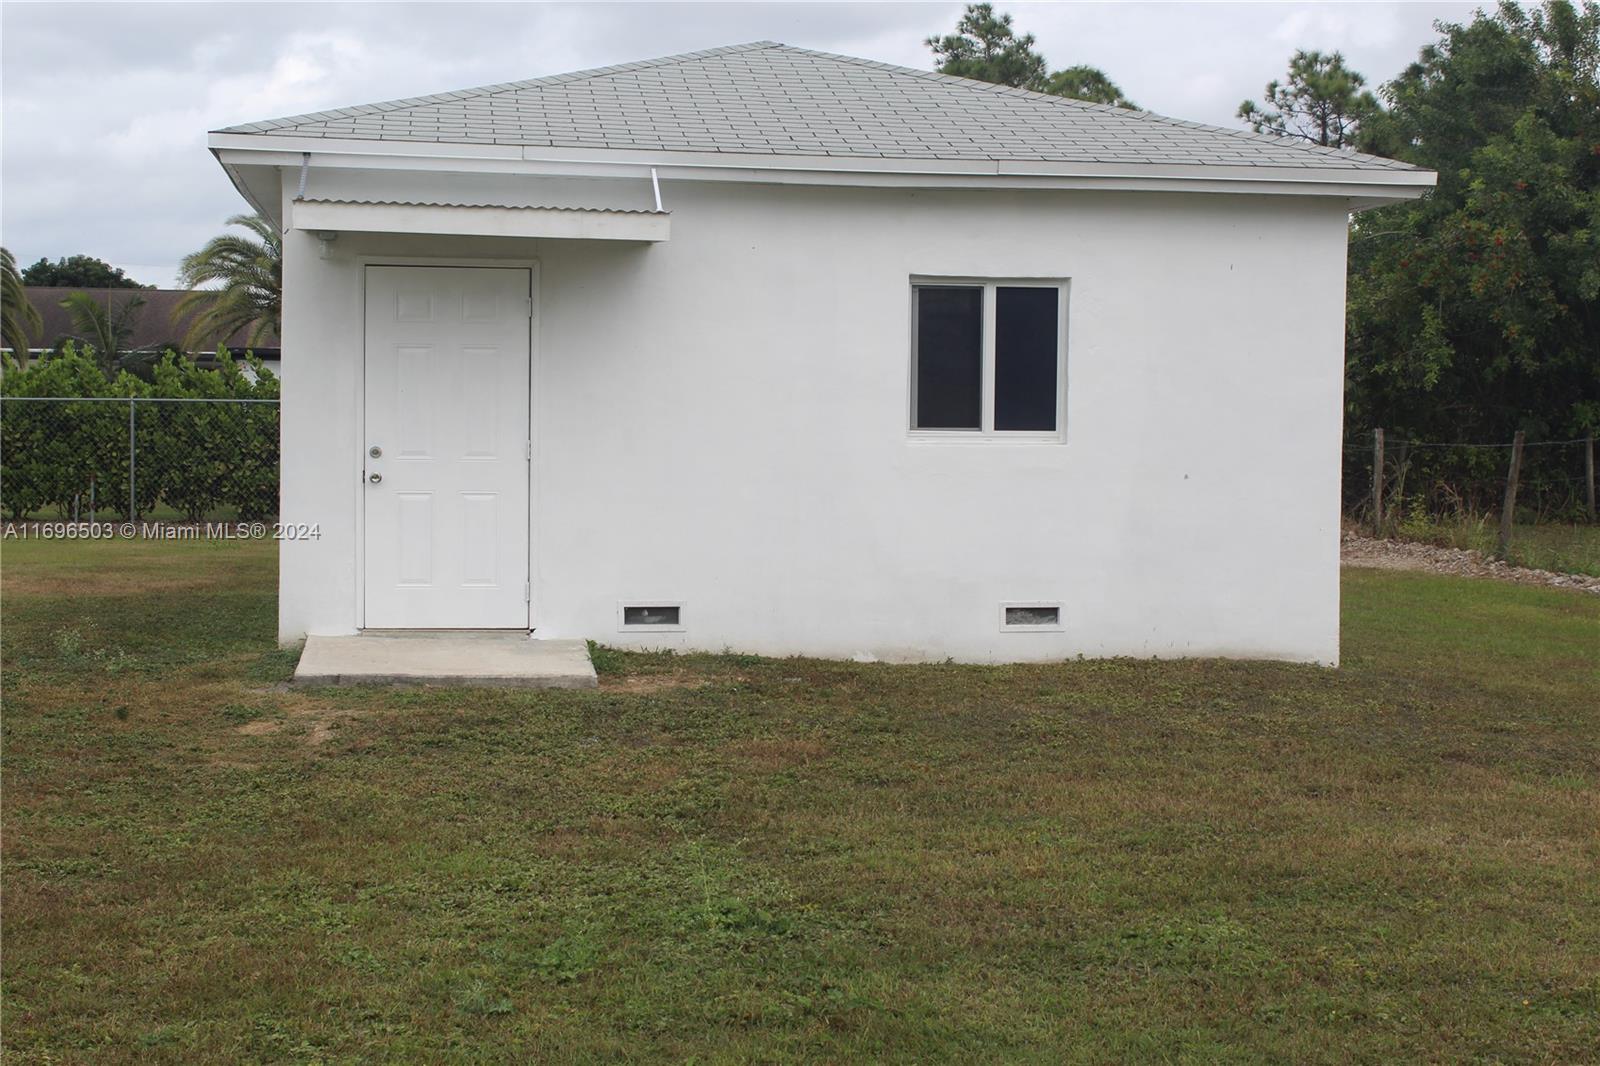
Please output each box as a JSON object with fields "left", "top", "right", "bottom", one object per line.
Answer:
{"left": 20, "top": 254, "right": 149, "bottom": 289}
{"left": 1345, "top": 1, "right": 1599, "bottom": 515}
{"left": 1, "top": 345, "right": 278, "bottom": 520}
{"left": 926, "top": 4, "right": 1137, "bottom": 107}
{"left": 1237, "top": 50, "right": 1378, "bottom": 148}
{"left": 0, "top": 345, "right": 145, "bottom": 518}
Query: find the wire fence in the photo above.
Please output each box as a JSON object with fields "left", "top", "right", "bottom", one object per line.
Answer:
{"left": 2, "top": 400, "right": 1593, "bottom": 554}
{"left": 1343, "top": 428, "right": 1598, "bottom": 552}
{"left": 0, "top": 397, "right": 280, "bottom": 522}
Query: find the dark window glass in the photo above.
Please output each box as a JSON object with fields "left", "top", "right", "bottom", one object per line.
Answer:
{"left": 994, "top": 287, "right": 1059, "bottom": 431}
{"left": 914, "top": 286, "right": 982, "bottom": 429}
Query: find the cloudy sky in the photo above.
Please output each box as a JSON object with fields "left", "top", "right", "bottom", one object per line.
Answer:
{"left": 3, "top": 1, "right": 1480, "bottom": 287}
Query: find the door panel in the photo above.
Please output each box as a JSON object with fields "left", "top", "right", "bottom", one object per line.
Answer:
{"left": 364, "top": 266, "right": 530, "bottom": 628}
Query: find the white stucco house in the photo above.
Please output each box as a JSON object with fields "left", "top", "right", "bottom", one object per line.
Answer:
{"left": 209, "top": 42, "right": 1433, "bottom": 665}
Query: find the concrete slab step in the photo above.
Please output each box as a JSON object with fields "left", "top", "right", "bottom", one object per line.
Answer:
{"left": 293, "top": 632, "right": 597, "bottom": 689}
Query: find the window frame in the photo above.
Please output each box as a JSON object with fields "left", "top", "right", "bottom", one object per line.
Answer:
{"left": 908, "top": 276, "right": 1069, "bottom": 442}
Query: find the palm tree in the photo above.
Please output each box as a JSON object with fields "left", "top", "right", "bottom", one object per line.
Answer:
{"left": 175, "top": 213, "right": 281, "bottom": 352}
{"left": 2, "top": 246, "right": 42, "bottom": 363}
{"left": 56, "top": 290, "right": 146, "bottom": 375}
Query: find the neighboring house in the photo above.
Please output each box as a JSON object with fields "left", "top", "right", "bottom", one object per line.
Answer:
{"left": 19, "top": 287, "right": 281, "bottom": 377}
{"left": 209, "top": 41, "right": 1434, "bottom": 664}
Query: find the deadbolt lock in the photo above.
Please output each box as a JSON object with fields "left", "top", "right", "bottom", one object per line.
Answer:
{"left": 369, "top": 445, "right": 382, "bottom": 458}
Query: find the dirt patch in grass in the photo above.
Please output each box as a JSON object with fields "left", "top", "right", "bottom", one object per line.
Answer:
{"left": 305, "top": 719, "right": 339, "bottom": 746}
{"left": 599, "top": 672, "right": 727, "bottom": 693}
{"left": 235, "top": 719, "right": 282, "bottom": 736}
{"left": 228, "top": 692, "right": 366, "bottom": 748}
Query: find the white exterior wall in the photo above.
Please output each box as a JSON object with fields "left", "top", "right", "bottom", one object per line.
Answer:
{"left": 279, "top": 178, "right": 1349, "bottom": 664}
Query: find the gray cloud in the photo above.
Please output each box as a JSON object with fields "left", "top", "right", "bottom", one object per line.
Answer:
{"left": 1, "top": 1, "right": 1479, "bottom": 286}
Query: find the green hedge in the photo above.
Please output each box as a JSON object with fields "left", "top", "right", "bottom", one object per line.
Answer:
{"left": 1, "top": 345, "right": 279, "bottom": 521}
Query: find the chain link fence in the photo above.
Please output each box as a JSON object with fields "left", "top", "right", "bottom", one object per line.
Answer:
{"left": 4, "top": 398, "right": 1591, "bottom": 550}
{"left": 0, "top": 397, "right": 279, "bottom": 522}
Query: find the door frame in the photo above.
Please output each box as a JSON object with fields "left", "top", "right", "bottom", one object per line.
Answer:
{"left": 353, "top": 256, "right": 541, "bottom": 631}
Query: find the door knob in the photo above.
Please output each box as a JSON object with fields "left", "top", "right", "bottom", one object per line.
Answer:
{"left": 368, "top": 473, "right": 382, "bottom": 484}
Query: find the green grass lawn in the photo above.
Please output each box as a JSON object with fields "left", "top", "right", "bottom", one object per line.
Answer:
{"left": 1387, "top": 516, "right": 1600, "bottom": 576}
{"left": 3, "top": 540, "right": 1597, "bottom": 1062}
{"left": 1503, "top": 522, "right": 1600, "bottom": 576}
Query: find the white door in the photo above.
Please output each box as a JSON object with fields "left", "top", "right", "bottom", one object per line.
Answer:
{"left": 363, "top": 266, "right": 531, "bottom": 628}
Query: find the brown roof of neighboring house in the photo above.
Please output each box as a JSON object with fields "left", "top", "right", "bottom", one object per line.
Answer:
{"left": 22, "top": 287, "right": 279, "bottom": 354}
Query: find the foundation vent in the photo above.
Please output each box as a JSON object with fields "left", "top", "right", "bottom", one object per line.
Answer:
{"left": 620, "top": 603, "right": 684, "bottom": 631}
{"left": 1001, "top": 603, "right": 1062, "bottom": 631}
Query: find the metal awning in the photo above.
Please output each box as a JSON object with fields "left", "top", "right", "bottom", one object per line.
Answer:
{"left": 288, "top": 196, "right": 670, "bottom": 243}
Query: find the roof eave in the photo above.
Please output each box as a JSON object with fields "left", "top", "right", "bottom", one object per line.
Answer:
{"left": 209, "top": 132, "right": 1435, "bottom": 200}
{"left": 210, "top": 145, "right": 286, "bottom": 229}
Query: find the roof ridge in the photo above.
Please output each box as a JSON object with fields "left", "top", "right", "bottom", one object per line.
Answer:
{"left": 213, "top": 40, "right": 1424, "bottom": 176}
{"left": 218, "top": 40, "right": 782, "bottom": 134}
{"left": 761, "top": 43, "right": 1412, "bottom": 171}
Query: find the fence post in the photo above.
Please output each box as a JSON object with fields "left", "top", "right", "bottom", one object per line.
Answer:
{"left": 128, "top": 398, "right": 136, "bottom": 521}
{"left": 1498, "top": 429, "right": 1525, "bottom": 559}
{"left": 1371, "top": 428, "right": 1385, "bottom": 536}
{"left": 1393, "top": 439, "right": 1410, "bottom": 513}
{"left": 1586, "top": 433, "right": 1596, "bottom": 523}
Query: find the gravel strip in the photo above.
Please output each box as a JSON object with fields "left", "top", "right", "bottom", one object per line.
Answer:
{"left": 1341, "top": 532, "right": 1600, "bottom": 595}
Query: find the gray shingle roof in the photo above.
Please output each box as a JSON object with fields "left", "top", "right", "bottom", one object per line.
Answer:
{"left": 219, "top": 41, "right": 1420, "bottom": 172}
